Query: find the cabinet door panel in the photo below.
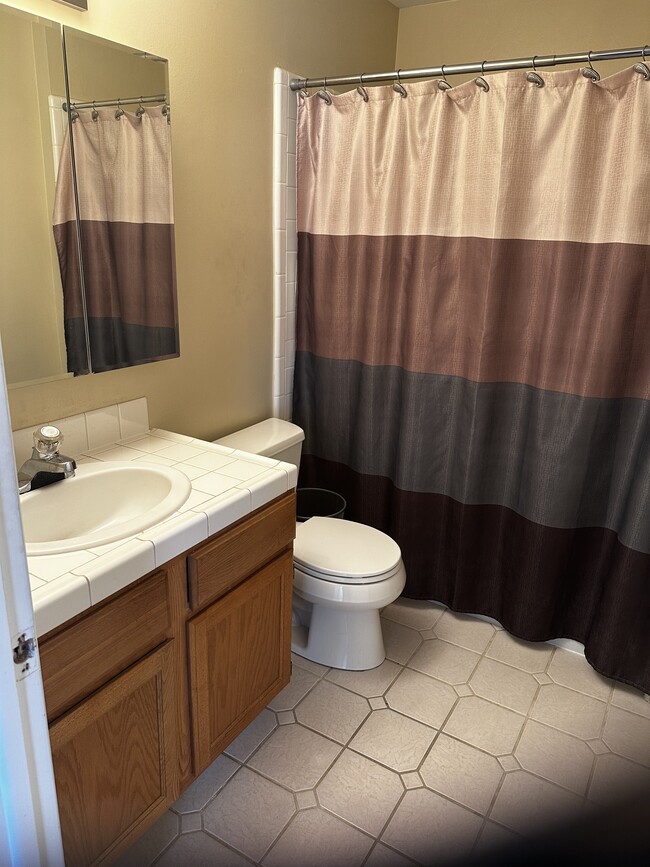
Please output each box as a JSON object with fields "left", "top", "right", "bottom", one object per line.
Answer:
{"left": 49, "top": 641, "right": 177, "bottom": 867}
{"left": 188, "top": 550, "right": 292, "bottom": 772}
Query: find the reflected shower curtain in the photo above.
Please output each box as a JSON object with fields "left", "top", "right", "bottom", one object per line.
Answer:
{"left": 53, "top": 106, "right": 179, "bottom": 374}
{"left": 294, "top": 68, "right": 650, "bottom": 693}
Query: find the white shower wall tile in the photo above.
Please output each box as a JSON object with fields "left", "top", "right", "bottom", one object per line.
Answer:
{"left": 272, "top": 67, "right": 300, "bottom": 422}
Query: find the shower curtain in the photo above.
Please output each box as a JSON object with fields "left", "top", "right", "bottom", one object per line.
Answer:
{"left": 293, "top": 68, "right": 650, "bottom": 693}
{"left": 53, "top": 106, "right": 179, "bottom": 374}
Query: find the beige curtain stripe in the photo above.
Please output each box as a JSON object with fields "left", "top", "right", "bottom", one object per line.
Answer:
{"left": 53, "top": 107, "right": 173, "bottom": 226}
{"left": 297, "top": 68, "right": 650, "bottom": 247}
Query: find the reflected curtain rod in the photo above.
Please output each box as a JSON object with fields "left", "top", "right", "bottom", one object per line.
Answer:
{"left": 63, "top": 94, "right": 167, "bottom": 112}
{"left": 289, "top": 45, "right": 649, "bottom": 90}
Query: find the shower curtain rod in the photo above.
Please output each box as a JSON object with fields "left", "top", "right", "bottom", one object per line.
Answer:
{"left": 63, "top": 94, "right": 167, "bottom": 112}
{"left": 289, "top": 45, "right": 649, "bottom": 90}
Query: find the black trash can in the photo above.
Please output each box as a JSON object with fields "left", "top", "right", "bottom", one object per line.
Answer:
{"left": 296, "top": 487, "right": 346, "bottom": 522}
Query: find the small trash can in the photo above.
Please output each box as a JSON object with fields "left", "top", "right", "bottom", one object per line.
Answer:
{"left": 296, "top": 487, "right": 346, "bottom": 522}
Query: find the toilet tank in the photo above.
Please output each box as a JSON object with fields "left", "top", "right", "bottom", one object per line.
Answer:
{"left": 213, "top": 418, "right": 305, "bottom": 468}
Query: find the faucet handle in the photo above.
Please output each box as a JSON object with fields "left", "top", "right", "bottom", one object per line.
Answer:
{"left": 33, "top": 424, "right": 64, "bottom": 458}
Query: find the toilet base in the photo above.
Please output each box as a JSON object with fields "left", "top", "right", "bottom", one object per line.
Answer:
{"left": 291, "top": 604, "right": 386, "bottom": 671}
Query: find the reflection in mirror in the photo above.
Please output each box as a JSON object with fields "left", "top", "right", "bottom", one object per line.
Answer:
{"left": 0, "top": 4, "right": 82, "bottom": 386}
{"left": 57, "top": 28, "right": 179, "bottom": 374}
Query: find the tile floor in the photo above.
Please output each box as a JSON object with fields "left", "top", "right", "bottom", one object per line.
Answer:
{"left": 117, "top": 599, "right": 650, "bottom": 867}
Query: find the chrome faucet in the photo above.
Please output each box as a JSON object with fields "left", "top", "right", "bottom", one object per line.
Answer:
{"left": 17, "top": 425, "right": 76, "bottom": 494}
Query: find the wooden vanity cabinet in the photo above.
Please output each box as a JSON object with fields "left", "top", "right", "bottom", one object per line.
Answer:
{"left": 38, "top": 491, "right": 295, "bottom": 866}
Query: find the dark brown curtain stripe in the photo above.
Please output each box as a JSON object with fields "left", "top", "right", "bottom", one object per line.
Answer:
{"left": 297, "top": 232, "right": 650, "bottom": 401}
{"left": 298, "top": 454, "right": 650, "bottom": 695}
{"left": 293, "top": 352, "right": 650, "bottom": 555}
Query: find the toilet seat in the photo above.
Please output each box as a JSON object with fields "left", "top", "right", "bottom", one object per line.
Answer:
{"left": 294, "top": 517, "right": 402, "bottom": 585}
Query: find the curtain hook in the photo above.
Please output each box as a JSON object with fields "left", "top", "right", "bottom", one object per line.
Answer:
{"left": 70, "top": 104, "right": 79, "bottom": 122}
{"left": 162, "top": 101, "right": 171, "bottom": 123}
{"left": 318, "top": 77, "right": 333, "bottom": 105}
{"left": 393, "top": 69, "right": 408, "bottom": 98}
{"left": 356, "top": 73, "right": 369, "bottom": 102}
{"left": 526, "top": 55, "right": 545, "bottom": 87}
{"left": 633, "top": 45, "right": 650, "bottom": 80}
{"left": 581, "top": 50, "right": 600, "bottom": 82}
{"left": 136, "top": 96, "right": 145, "bottom": 117}
{"left": 91, "top": 100, "right": 99, "bottom": 121}
{"left": 115, "top": 97, "right": 125, "bottom": 119}
{"left": 475, "top": 60, "right": 490, "bottom": 91}
{"left": 438, "top": 65, "right": 452, "bottom": 91}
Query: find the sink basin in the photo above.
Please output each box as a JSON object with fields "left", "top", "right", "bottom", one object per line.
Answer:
{"left": 21, "top": 461, "right": 192, "bottom": 556}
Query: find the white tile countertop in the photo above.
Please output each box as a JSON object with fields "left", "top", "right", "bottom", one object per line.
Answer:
{"left": 27, "top": 429, "right": 297, "bottom": 637}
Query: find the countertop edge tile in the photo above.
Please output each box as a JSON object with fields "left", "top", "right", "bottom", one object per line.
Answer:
{"left": 32, "top": 573, "right": 92, "bottom": 637}
{"left": 138, "top": 510, "right": 208, "bottom": 568}
{"left": 73, "top": 538, "right": 156, "bottom": 606}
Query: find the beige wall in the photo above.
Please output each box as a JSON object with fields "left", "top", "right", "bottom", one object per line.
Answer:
{"left": 5, "top": 0, "right": 398, "bottom": 440}
{"left": 0, "top": 13, "right": 67, "bottom": 385}
{"left": 396, "top": 0, "right": 649, "bottom": 82}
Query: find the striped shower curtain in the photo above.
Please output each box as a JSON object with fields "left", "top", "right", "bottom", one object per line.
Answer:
{"left": 293, "top": 68, "right": 650, "bottom": 693}
{"left": 53, "top": 106, "right": 179, "bottom": 375}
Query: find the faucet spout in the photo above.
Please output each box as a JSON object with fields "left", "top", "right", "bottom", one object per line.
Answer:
{"left": 17, "top": 425, "right": 76, "bottom": 494}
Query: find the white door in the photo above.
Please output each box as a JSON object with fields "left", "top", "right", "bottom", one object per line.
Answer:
{"left": 0, "top": 338, "right": 64, "bottom": 867}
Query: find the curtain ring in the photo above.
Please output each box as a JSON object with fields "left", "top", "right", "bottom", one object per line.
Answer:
{"left": 356, "top": 73, "right": 369, "bottom": 102}
{"left": 393, "top": 69, "right": 408, "bottom": 98}
{"left": 526, "top": 55, "right": 545, "bottom": 87}
{"left": 438, "top": 65, "right": 452, "bottom": 91}
{"left": 136, "top": 96, "right": 145, "bottom": 117}
{"left": 317, "top": 77, "right": 333, "bottom": 105}
{"left": 581, "top": 50, "right": 600, "bottom": 82}
{"left": 298, "top": 83, "right": 309, "bottom": 101}
{"left": 475, "top": 60, "right": 490, "bottom": 91}
{"left": 633, "top": 45, "right": 650, "bottom": 80}
{"left": 91, "top": 100, "right": 99, "bottom": 121}
{"left": 70, "top": 104, "right": 79, "bottom": 122}
{"left": 115, "top": 98, "right": 125, "bottom": 119}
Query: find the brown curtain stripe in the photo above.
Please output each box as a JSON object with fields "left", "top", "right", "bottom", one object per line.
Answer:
{"left": 294, "top": 66, "right": 650, "bottom": 693}
{"left": 297, "top": 233, "right": 650, "bottom": 401}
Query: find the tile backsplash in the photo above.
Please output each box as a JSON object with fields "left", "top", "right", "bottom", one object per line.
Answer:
{"left": 11, "top": 397, "right": 149, "bottom": 468}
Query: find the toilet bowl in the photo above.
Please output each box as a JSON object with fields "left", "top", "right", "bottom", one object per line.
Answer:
{"left": 214, "top": 419, "right": 406, "bottom": 670}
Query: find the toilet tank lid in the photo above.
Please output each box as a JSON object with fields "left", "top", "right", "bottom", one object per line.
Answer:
{"left": 214, "top": 418, "right": 304, "bottom": 457}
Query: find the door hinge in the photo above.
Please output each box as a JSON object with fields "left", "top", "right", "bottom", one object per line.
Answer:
{"left": 13, "top": 631, "right": 37, "bottom": 672}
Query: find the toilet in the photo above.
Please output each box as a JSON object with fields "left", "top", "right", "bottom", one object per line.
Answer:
{"left": 214, "top": 419, "right": 406, "bottom": 670}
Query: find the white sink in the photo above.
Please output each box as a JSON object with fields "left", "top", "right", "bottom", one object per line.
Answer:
{"left": 21, "top": 462, "right": 192, "bottom": 556}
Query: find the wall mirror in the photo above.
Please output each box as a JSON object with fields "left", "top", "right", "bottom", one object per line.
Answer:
{"left": 0, "top": 4, "right": 179, "bottom": 388}
{"left": 61, "top": 27, "right": 179, "bottom": 375}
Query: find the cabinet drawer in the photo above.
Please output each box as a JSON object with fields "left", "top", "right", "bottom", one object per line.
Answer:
{"left": 188, "top": 491, "right": 295, "bottom": 611}
{"left": 41, "top": 568, "right": 171, "bottom": 722}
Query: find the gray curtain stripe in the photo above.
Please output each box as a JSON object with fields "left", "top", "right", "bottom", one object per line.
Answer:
{"left": 294, "top": 352, "right": 650, "bottom": 554}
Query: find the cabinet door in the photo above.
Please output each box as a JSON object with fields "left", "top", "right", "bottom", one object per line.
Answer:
{"left": 49, "top": 641, "right": 178, "bottom": 867}
{"left": 188, "top": 550, "right": 293, "bottom": 772}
